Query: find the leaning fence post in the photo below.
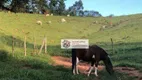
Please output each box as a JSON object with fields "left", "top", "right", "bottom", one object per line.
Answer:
{"left": 33, "top": 36, "right": 36, "bottom": 55}
{"left": 24, "top": 35, "right": 27, "bottom": 56}
{"left": 110, "top": 38, "right": 114, "bottom": 54}
{"left": 22, "top": 30, "right": 30, "bottom": 56}
{"left": 12, "top": 36, "right": 15, "bottom": 56}
{"left": 38, "top": 38, "right": 45, "bottom": 55}
{"left": 44, "top": 37, "right": 47, "bottom": 54}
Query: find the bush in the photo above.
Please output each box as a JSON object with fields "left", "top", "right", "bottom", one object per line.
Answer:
{"left": 0, "top": 50, "right": 8, "bottom": 62}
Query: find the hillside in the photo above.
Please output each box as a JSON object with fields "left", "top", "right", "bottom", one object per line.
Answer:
{"left": 0, "top": 12, "right": 142, "bottom": 80}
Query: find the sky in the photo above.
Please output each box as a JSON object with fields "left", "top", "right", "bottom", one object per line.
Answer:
{"left": 65, "top": 0, "right": 142, "bottom": 16}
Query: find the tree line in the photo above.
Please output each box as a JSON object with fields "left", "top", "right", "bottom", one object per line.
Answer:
{"left": 0, "top": 0, "right": 102, "bottom": 17}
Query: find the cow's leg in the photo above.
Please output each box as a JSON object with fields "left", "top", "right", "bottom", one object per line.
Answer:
{"left": 87, "top": 66, "right": 93, "bottom": 76}
{"left": 76, "top": 57, "right": 79, "bottom": 74}
{"left": 87, "top": 60, "right": 95, "bottom": 76}
{"left": 72, "top": 64, "right": 76, "bottom": 75}
{"left": 94, "top": 67, "right": 98, "bottom": 76}
{"left": 72, "top": 49, "right": 76, "bottom": 75}
{"left": 94, "top": 62, "right": 99, "bottom": 77}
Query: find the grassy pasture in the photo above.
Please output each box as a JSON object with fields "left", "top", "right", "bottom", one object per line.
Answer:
{"left": 0, "top": 12, "right": 142, "bottom": 80}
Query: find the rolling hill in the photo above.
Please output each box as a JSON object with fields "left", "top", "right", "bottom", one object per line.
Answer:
{"left": 0, "top": 12, "right": 142, "bottom": 80}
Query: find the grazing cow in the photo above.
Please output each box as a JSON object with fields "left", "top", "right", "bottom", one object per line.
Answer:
{"left": 102, "top": 25, "right": 106, "bottom": 29}
{"left": 47, "top": 21, "right": 52, "bottom": 24}
{"left": 72, "top": 45, "right": 114, "bottom": 76}
{"left": 46, "top": 14, "right": 50, "bottom": 16}
{"left": 67, "top": 14, "right": 70, "bottom": 17}
{"left": 36, "top": 20, "right": 42, "bottom": 25}
{"left": 50, "top": 13, "right": 53, "bottom": 16}
{"left": 61, "top": 18, "right": 66, "bottom": 23}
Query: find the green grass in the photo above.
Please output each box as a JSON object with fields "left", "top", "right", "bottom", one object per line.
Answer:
{"left": 0, "top": 50, "right": 136, "bottom": 80}
{"left": 0, "top": 12, "right": 142, "bottom": 80}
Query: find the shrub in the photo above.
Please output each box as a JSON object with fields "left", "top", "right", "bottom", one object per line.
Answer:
{"left": 0, "top": 50, "right": 8, "bottom": 62}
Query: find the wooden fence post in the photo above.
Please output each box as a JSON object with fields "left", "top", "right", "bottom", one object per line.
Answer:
{"left": 24, "top": 35, "right": 27, "bottom": 56}
{"left": 33, "top": 36, "right": 36, "bottom": 55}
{"left": 110, "top": 38, "right": 114, "bottom": 54}
{"left": 12, "top": 36, "right": 15, "bottom": 56}
{"left": 44, "top": 37, "right": 47, "bottom": 54}
{"left": 38, "top": 38, "right": 45, "bottom": 55}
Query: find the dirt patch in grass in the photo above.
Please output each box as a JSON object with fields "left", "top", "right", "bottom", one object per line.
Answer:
{"left": 52, "top": 56, "right": 142, "bottom": 80}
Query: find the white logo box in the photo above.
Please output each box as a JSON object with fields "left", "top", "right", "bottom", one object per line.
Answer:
{"left": 61, "top": 39, "right": 89, "bottom": 49}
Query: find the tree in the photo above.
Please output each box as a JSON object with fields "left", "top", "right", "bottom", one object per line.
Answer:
{"left": 0, "top": 0, "right": 49, "bottom": 13}
{"left": 36, "top": 0, "right": 48, "bottom": 14}
{"left": 68, "top": 0, "right": 84, "bottom": 16}
{"left": 79, "top": 10, "right": 84, "bottom": 16}
{"left": 20, "top": 0, "right": 49, "bottom": 14}
{"left": 57, "top": 0, "right": 66, "bottom": 15}
{"left": 48, "top": 0, "right": 66, "bottom": 15}
{"left": 0, "top": 0, "right": 66, "bottom": 15}
{"left": 68, "top": 6, "right": 75, "bottom": 16}
{"left": 0, "top": 0, "right": 10, "bottom": 9}
{"left": 83, "top": 10, "right": 102, "bottom": 17}
{"left": 0, "top": 0, "right": 6, "bottom": 7}
{"left": 108, "top": 14, "right": 114, "bottom": 18}
{"left": 27, "top": 0, "right": 40, "bottom": 13}
{"left": 10, "top": 0, "right": 29, "bottom": 13}
{"left": 49, "top": 0, "right": 58, "bottom": 14}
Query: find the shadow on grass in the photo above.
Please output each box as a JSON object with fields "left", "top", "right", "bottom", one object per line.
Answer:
{"left": 0, "top": 50, "right": 9, "bottom": 62}
{"left": 0, "top": 50, "right": 92, "bottom": 80}
{"left": 0, "top": 49, "right": 138, "bottom": 80}
{"left": 0, "top": 33, "right": 71, "bottom": 57}
{"left": 1, "top": 32, "right": 142, "bottom": 57}
{"left": 0, "top": 33, "right": 142, "bottom": 72}
{"left": 0, "top": 34, "right": 34, "bottom": 49}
